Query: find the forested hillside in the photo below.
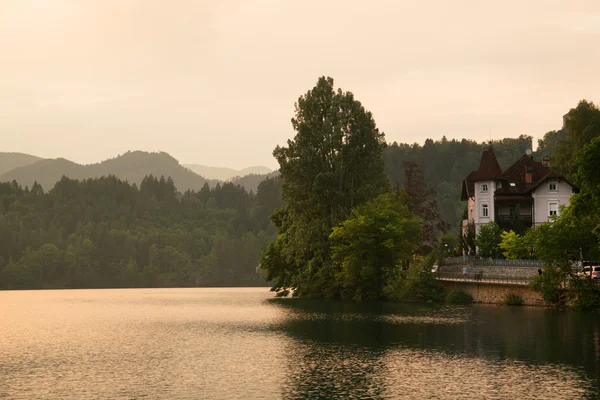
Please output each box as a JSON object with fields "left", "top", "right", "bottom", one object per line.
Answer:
{"left": 0, "top": 152, "right": 43, "bottom": 175}
{"left": 0, "top": 175, "right": 283, "bottom": 289}
{"left": 1, "top": 137, "right": 536, "bottom": 232}
{"left": 232, "top": 171, "right": 280, "bottom": 193}
{"left": 382, "top": 134, "right": 534, "bottom": 230}
{"left": 0, "top": 151, "right": 220, "bottom": 193}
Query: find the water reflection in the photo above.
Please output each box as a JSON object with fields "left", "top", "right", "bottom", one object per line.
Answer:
{"left": 1, "top": 289, "right": 599, "bottom": 399}
{"left": 269, "top": 299, "right": 600, "bottom": 399}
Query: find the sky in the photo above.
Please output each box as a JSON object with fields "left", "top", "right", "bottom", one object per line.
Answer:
{"left": 1, "top": 0, "right": 599, "bottom": 170}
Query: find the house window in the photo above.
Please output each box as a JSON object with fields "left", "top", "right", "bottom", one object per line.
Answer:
{"left": 510, "top": 182, "right": 516, "bottom": 187}
{"left": 548, "top": 182, "right": 557, "bottom": 192}
{"left": 549, "top": 202, "right": 558, "bottom": 216}
{"left": 481, "top": 184, "right": 488, "bottom": 193}
{"left": 482, "top": 204, "right": 489, "bottom": 217}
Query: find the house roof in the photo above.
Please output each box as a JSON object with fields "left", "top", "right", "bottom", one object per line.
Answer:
{"left": 460, "top": 146, "right": 502, "bottom": 200}
{"left": 471, "top": 146, "right": 503, "bottom": 181}
{"left": 461, "top": 150, "right": 576, "bottom": 201}
{"left": 495, "top": 155, "right": 566, "bottom": 195}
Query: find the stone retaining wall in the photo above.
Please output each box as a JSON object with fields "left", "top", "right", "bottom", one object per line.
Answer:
{"left": 440, "top": 281, "right": 545, "bottom": 306}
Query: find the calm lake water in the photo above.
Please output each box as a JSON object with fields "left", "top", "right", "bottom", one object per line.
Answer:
{"left": 1, "top": 288, "right": 599, "bottom": 399}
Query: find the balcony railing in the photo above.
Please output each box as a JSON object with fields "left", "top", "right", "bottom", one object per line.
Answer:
{"left": 495, "top": 214, "right": 532, "bottom": 234}
{"left": 495, "top": 214, "right": 532, "bottom": 223}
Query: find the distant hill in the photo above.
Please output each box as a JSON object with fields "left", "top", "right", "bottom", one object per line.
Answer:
{"left": 0, "top": 152, "right": 43, "bottom": 175}
{"left": 231, "top": 171, "right": 280, "bottom": 193}
{"left": 183, "top": 164, "right": 272, "bottom": 181}
{"left": 0, "top": 151, "right": 218, "bottom": 192}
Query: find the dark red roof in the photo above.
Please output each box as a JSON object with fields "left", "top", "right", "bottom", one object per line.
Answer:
{"left": 461, "top": 149, "right": 574, "bottom": 201}
{"left": 495, "top": 155, "right": 563, "bottom": 195}
{"left": 461, "top": 146, "right": 502, "bottom": 200}
{"left": 471, "top": 146, "right": 502, "bottom": 181}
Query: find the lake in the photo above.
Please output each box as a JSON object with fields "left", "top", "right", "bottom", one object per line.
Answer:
{"left": 1, "top": 288, "right": 599, "bottom": 399}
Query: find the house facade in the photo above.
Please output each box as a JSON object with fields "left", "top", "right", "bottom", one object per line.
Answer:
{"left": 461, "top": 147, "right": 577, "bottom": 236}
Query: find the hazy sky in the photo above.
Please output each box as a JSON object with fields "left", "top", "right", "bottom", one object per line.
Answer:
{"left": 2, "top": 0, "right": 599, "bottom": 169}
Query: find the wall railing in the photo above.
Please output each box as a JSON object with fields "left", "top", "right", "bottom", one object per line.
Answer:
{"left": 442, "top": 256, "right": 544, "bottom": 267}
{"left": 435, "top": 271, "right": 533, "bottom": 285}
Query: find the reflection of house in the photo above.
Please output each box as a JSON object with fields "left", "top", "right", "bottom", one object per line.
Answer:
{"left": 461, "top": 147, "right": 577, "bottom": 236}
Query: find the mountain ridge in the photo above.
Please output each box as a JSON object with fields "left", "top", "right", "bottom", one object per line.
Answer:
{"left": 183, "top": 164, "right": 272, "bottom": 181}
{"left": 0, "top": 151, "right": 274, "bottom": 193}
{"left": 0, "top": 151, "right": 218, "bottom": 192}
{"left": 0, "top": 152, "right": 43, "bottom": 175}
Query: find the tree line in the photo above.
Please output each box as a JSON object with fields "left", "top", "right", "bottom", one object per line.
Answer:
{"left": 0, "top": 175, "right": 283, "bottom": 289}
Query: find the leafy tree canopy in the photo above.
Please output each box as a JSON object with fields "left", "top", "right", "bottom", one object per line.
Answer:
{"left": 330, "top": 191, "right": 421, "bottom": 300}
{"left": 475, "top": 221, "right": 502, "bottom": 258}
{"left": 499, "top": 230, "right": 529, "bottom": 260}
{"left": 553, "top": 100, "right": 600, "bottom": 180}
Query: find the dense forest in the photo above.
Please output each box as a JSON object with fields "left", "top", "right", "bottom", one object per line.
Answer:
{"left": 0, "top": 175, "right": 284, "bottom": 289}
{"left": 0, "top": 136, "right": 538, "bottom": 233}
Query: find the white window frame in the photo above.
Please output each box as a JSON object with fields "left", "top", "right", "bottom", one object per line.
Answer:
{"left": 548, "top": 181, "right": 557, "bottom": 192}
{"left": 481, "top": 204, "right": 489, "bottom": 218}
{"left": 481, "top": 183, "right": 488, "bottom": 193}
{"left": 548, "top": 201, "right": 559, "bottom": 217}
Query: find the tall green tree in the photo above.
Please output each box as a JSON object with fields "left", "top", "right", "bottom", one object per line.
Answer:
{"left": 403, "top": 161, "right": 448, "bottom": 253}
{"left": 553, "top": 100, "right": 600, "bottom": 179}
{"left": 570, "top": 137, "right": 600, "bottom": 240}
{"left": 536, "top": 130, "right": 564, "bottom": 157}
{"left": 261, "top": 76, "right": 389, "bottom": 298}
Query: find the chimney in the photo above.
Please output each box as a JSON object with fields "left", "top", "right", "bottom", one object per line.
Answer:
{"left": 525, "top": 166, "right": 533, "bottom": 184}
{"left": 542, "top": 155, "right": 550, "bottom": 168}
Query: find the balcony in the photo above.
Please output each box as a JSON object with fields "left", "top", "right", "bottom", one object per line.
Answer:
{"left": 495, "top": 214, "right": 532, "bottom": 234}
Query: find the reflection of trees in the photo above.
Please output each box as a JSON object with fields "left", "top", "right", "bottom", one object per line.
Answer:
{"left": 268, "top": 299, "right": 600, "bottom": 397}
{"left": 272, "top": 300, "right": 388, "bottom": 399}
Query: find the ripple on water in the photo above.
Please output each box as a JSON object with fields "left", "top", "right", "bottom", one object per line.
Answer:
{"left": 0, "top": 289, "right": 598, "bottom": 399}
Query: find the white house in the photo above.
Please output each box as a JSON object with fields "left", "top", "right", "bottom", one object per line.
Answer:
{"left": 461, "top": 147, "right": 577, "bottom": 236}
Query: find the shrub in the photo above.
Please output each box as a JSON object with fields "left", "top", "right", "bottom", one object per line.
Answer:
{"left": 383, "top": 254, "right": 445, "bottom": 303}
{"left": 502, "top": 292, "right": 523, "bottom": 306}
{"left": 445, "top": 289, "right": 473, "bottom": 304}
{"left": 565, "top": 276, "right": 600, "bottom": 312}
{"left": 530, "top": 265, "right": 565, "bottom": 305}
